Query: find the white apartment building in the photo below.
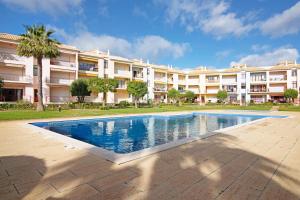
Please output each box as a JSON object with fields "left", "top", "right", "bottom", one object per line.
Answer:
{"left": 1, "top": 33, "right": 300, "bottom": 105}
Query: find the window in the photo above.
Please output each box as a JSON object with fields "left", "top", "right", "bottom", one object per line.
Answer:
{"left": 292, "top": 69, "right": 297, "bottom": 77}
{"left": 241, "top": 83, "right": 246, "bottom": 89}
{"left": 0, "top": 89, "right": 23, "bottom": 102}
{"left": 292, "top": 82, "right": 297, "bottom": 89}
{"left": 33, "top": 65, "right": 38, "bottom": 76}
{"left": 104, "top": 60, "right": 108, "bottom": 69}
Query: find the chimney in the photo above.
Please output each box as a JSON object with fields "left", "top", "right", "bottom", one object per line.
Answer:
{"left": 147, "top": 59, "right": 149, "bottom": 65}
{"left": 285, "top": 60, "right": 288, "bottom": 66}
{"left": 107, "top": 49, "right": 110, "bottom": 56}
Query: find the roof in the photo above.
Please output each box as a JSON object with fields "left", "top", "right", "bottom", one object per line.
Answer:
{"left": 0, "top": 33, "right": 78, "bottom": 51}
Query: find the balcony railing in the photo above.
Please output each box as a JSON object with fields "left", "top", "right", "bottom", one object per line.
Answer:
{"left": 269, "top": 87, "right": 285, "bottom": 93}
{"left": 206, "top": 89, "right": 219, "bottom": 94}
{"left": 46, "top": 77, "right": 74, "bottom": 85}
{"left": 154, "top": 87, "right": 167, "bottom": 92}
{"left": 79, "top": 63, "right": 98, "bottom": 72}
{"left": 269, "top": 77, "right": 287, "bottom": 81}
{"left": 115, "top": 70, "right": 131, "bottom": 77}
{"left": 133, "top": 73, "right": 143, "bottom": 79}
{"left": 250, "top": 89, "right": 268, "bottom": 93}
{"left": 155, "top": 77, "right": 167, "bottom": 82}
{"left": 50, "top": 60, "right": 76, "bottom": 68}
{"left": 117, "top": 84, "right": 127, "bottom": 89}
{"left": 0, "top": 73, "right": 32, "bottom": 82}
{"left": 0, "top": 51, "right": 25, "bottom": 63}
{"left": 206, "top": 79, "right": 219, "bottom": 83}
{"left": 50, "top": 96, "right": 73, "bottom": 103}
{"left": 250, "top": 77, "right": 266, "bottom": 82}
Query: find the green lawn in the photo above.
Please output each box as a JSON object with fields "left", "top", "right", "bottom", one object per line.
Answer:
{"left": 0, "top": 104, "right": 273, "bottom": 121}
{"left": 278, "top": 105, "right": 300, "bottom": 111}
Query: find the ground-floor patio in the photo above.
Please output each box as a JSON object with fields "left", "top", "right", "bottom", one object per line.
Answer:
{"left": 0, "top": 110, "right": 300, "bottom": 200}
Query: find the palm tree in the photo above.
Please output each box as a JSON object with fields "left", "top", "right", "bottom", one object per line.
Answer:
{"left": 17, "top": 25, "right": 60, "bottom": 111}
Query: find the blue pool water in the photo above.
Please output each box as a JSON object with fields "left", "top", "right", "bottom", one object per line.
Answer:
{"left": 31, "top": 113, "right": 282, "bottom": 154}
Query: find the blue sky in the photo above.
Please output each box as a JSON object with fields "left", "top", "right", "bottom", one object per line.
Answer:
{"left": 0, "top": 0, "right": 300, "bottom": 69}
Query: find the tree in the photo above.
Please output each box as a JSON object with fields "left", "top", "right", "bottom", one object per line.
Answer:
{"left": 70, "top": 79, "right": 90, "bottom": 103}
{"left": 87, "top": 78, "right": 118, "bottom": 107}
{"left": 17, "top": 25, "right": 60, "bottom": 111}
{"left": 0, "top": 77, "right": 3, "bottom": 101}
{"left": 127, "top": 81, "right": 148, "bottom": 108}
{"left": 217, "top": 90, "right": 228, "bottom": 103}
{"left": 167, "top": 88, "right": 180, "bottom": 104}
{"left": 184, "top": 90, "right": 196, "bottom": 103}
{"left": 284, "top": 89, "right": 298, "bottom": 103}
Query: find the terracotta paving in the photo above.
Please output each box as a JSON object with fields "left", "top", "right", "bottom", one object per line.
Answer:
{"left": 0, "top": 111, "right": 300, "bottom": 200}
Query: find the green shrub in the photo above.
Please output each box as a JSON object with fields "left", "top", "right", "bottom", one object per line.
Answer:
{"left": 118, "top": 100, "right": 130, "bottom": 108}
{"left": 0, "top": 101, "right": 35, "bottom": 110}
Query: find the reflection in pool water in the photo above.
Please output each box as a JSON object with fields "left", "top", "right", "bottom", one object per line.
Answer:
{"left": 31, "top": 113, "right": 269, "bottom": 153}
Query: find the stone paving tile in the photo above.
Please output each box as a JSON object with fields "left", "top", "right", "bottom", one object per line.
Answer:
{"left": 51, "top": 184, "right": 100, "bottom": 200}
{"left": 0, "top": 111, "right": 300, "bottom": 199}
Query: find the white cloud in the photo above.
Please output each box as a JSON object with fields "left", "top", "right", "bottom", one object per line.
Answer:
{"left": 51, "top": 26, "right": 190, "bottom": 61}
{"left": 260, "top": 2, "right": 300, "bottom": 37}
{"left": 155, "top": 0, "right": 256, "bottom": 38}
{"left": 230, "top": 47, "right": 299, "bottom": 66}
{"left": 0, "top": 0, "right": 83, "bottom": 15}
{"left": 133, "top": 6, "right": 148, "bottom": 18}
{"left": 251, "top": 44, "right": 270, "bottom": 52}
{"left": 216, "top": 50, "right": 232, "bottom": 60}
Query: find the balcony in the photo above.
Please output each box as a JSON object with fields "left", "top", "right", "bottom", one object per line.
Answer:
{"left": 188, "top": 79, "right": 199, "bottom": 85}
{"left": 0, "top": 73, "right": 32, "bottom": 83}
{"left": 269, "top": 87, "right": 285, "bottom": 93}
{"left": 188, "top": 88, "right": 200, "bottom": 94}
{"left": 167, "top": 78, "right": 173, "bottom": 83}
{"left": 206, "top": 79, "right": 219, "bottom": 83}
{"left": 117, "top": 81, "right": 127, "bottom": 89}
{"left": 178, "top": 79, "right": 186, "bottom": 85}
{"left": 50, "top": 96, "right": 73, "bottom": 103}
{"left": 269, "top": 76, "right": 287, "bottom": 82}
{"left": 46, "top": 77, "right": 74, "bottom": 86}
{"left": 206, "top": 89, "right": 219, "bottom": 94}
{"left": 133, "top": 68, "right": 143, "bottom": 79}
{"left": 133, "top": 73, "right": 143, "bottom": 79}
{"left": 222, "top": 78, "right": 237, "bottom": 85}
{"left": 154, "top": 77, "right": 167, "bottom": 83}
{"left": 50, "top": 60, "right": 76, "bottom": 68}
{"left": 115, "top": 69, "right": 131, "bottom": 78}
{"left": 249, "top": 88, "right": 268, "bottom": 93}
{"left": 79, "top": 63, "right": 98, "bottom": 72}
{"left": 0, "top": 51, "right": 25, "bottom": 66}
{"left": 154, "top": 87, "right": 167, "bottom": 92}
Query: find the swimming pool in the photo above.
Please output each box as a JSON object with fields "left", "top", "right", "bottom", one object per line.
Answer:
{"left": 31, "top": 112, "right": 283, "bottom": 154}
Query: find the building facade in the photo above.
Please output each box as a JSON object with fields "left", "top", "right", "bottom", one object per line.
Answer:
{"left": 1, "top": 33, "right": 300, "bottom": 105}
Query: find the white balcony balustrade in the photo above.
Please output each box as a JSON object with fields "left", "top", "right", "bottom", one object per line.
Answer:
{"left": 269, "top": 87, "right": 285, "bottom": 93}
{"left": 0, "top": 73, "right": 32, "bottom": 82}
{"left": 50, "top": 96, "right": 73, "bottom": 103}
{"left": 50, "top": 60, "right": 76, "bottom": 68}
{"left": 206, "top": 89, "right": 219, "bottom": 94}
{"left": 154, "top": 87, "right": 167, "bottom": 92}
{"left": 269, "top": 76, "right": 287, "bottom": 82}
{"left": 0, "top": 51, "right": 25, "bottom": 64}
{"left": 114, "top": 69, "right": 131, "bottom": 77}
{"left": 188, "top": 88, "right": 200, "bottom": 93}
{"left": 46, "top": 77, "right": 74, "bottom": 85}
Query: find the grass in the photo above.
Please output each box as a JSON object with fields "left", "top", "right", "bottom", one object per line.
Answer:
{"left": 0, "top": 104, "right": 274, "bottom": 121}
{"left": 278, "top": 104, "right": 300, "bottom": 111}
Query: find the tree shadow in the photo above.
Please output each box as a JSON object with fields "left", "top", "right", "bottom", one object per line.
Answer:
{"left": 1, "top": 133, "right": 300, "bottom": 199}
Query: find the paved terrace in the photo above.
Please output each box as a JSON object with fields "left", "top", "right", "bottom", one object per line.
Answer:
{"left": 0, "top": 111, "right": 300, "bottom": 200}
